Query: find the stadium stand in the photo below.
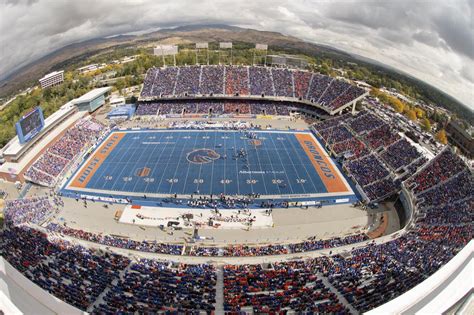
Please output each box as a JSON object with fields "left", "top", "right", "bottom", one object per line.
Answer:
{"left": 174, "top": 66, "right": 201, "bottom": 96}
{"left": 96, "top": 260, "right": 216, "bottom": 313}
{"left": 225, "top": 66, "right": 250, "bottom": 96}
{"left": 1, "top": 146, "right": 472, "bottom": 313}
{"left": 381, "top": 138, "right": 422, "bottom": 171}
{"left": 271, "top": 68, "right": 294, "bottom": 97}
{"left": 139, "top": 65, "right": 366, "bottom": 114}
{"left": 363, "top": 124, "right": 401, "bottom": 150}
{"left": 249, "top": 66, "right": 274, "bottom": 96}
{"left": 199, "top": 66, "right": 225, "bottom": 95}
{"left": 345, "top": 154, "right": 390, "bottom": 186}
{"left": 24, "top": 118, "right": 107, "bottom": 187}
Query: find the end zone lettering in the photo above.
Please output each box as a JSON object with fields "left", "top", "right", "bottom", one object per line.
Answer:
{"left": 303, "top": 140, "right": 336, "bottom": 180}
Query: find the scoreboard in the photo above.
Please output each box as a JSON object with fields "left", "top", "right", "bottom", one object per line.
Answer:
{"left": 15, "top": 107, "right": 45, "bottom": 144}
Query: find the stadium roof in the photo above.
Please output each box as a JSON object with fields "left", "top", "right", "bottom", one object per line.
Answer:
{"left": 72, "top": 87, "right": 111, "bottom": 104}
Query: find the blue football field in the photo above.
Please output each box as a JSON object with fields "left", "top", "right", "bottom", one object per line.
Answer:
{"left": 63, "top": 129, "right": 356, "bottom": 203}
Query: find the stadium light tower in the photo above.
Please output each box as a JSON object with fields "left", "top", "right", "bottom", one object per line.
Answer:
{"left": 219, "top": 42, "right": 233, "bottom": 65}
{"left": 195, "top": 42, "right": 209, "bottom": 65}
{"left": 253, "top": 43, "right": 268, "bottom": 66}
{"left": 154, "top": 45, "right": 178, "bottom": 67}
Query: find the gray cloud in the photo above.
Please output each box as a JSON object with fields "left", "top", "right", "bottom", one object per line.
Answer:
{"left": 0, "top": 0, "right": 473, "bottom": 109}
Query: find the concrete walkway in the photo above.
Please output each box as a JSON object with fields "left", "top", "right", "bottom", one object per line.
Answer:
{"left": 214, "top": 266, "right": 225, "bottom": 314}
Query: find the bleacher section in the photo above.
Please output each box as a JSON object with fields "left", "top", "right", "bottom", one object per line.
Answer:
{"left": 312, "top": 111, "right": 428, "bottom": 202}
{"left": 23, "top": 118, "right": 108, "bottom": 187}
{"left": 1, "top": 149, "right": 471, "bottom": 313}
{"left": 139, "top": 65, "right": 367, "bottom": 114}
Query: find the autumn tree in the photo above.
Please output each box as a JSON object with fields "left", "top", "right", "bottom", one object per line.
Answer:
{"left": 406, "top": 109, "right": 417, "bottom": 121}
{"left": 421, "top": 118, "right": 431, "bottom": 132}
{"left": 435, "top": 129, "right": 448, "bottom": 144}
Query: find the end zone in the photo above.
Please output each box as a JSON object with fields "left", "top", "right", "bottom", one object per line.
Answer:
{"left": 295, "top": 133, "right": 352, "bottom": 193}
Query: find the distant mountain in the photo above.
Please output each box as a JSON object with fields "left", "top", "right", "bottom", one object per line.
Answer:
{"left": 0, "top": 24, "right": 348, "bottom": 98}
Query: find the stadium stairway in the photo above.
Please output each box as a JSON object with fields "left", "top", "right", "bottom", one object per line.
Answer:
{"left": 318, "top": 272, "right": 358, "bottom": 315}
{"left": 214, "top": 265, "right": 225, "bottom": 314}
{"left": 18, "top": 182, "right": 32, "bottom": 199}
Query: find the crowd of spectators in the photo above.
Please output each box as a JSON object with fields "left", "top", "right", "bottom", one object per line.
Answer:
{"left": 307, "top": 74, "right": 333, "bottom": 102}
{"left": 318, "top": 80, "right": 350, "bottom": 107}
{"left": 136, "top": 100, "right": 304, "bottom": 117}
{"left": 140, "top": 68, "right": 159, "bottom": 97}
{"left": 139, "top": 65, "right": 366, "bottom": 112}
{"left": 224, "top": 262, "right": 348, "bottom": 313}
{"left": 1, "top": 148, "right": 471, "bottom": 313}
{"left": 225, "top": 66, "right": 250, "bottom": 95}
{"left": 271, "top": 68, "right": 294, "bottom": 97}
{"left": 348, "top": 111, "right": 385, "bottom": 134}
{"left": 328, "top": 85, "right": 366, "bottom": 110}
{"left": 135, "top": 102, "right": 161, "bottom": 115}
{"left": 363, "top": 124, "right": 400, "bottom": 150}
{"left": 289, "top": 234, "right": 368, "bottom": 253}
{"left": 151, "top": 67, "right": 179, "bottom": 96}
{"left": 190, "top": 233, "right": 369, "bottom": 257}
{"left": 364, "top": 178, "right": 401, "bottom": 201}
{"left": 406, "top": 149, "right": 467, "bottom": 194}
{"left": 2, "top": 226, "right": 131, "bottom": 311}
{"left": 293, "top": 70, "right": 312, "bottom": 99}
{"left": 319, "top": 125, "right": 354, "bottom": 145}
{"left": 3, "top": 197, "right": 56, "bottom": 225}
{"left": 416, "top": 171, "right": 472, "bottom": 209}
{"left": 249, "top": 66, "right": 274, "bottom": 96}
{"left": 381, "top": 139, "right": 422, "bottom": 170}
{"left": 25, "top": 118, "right": 107, "bottom": 186}
{"left": 174, "top": 66, "right": 201, "bottom": 95}
{"left": 96, "top": 260, "right": 216, "bottom": 313}
{"left": 405, "top": 157, "right": 428, "bottom": 175}
{"left": 46, "top": 223, "right": 183, "bottom": 255}
{"left": 199, "top": 66, "right": 225, "bottom": 95}
{"left": 196, "top": 101, "right": 224, "bottom": 114}
{"left": 24, "top": 168, "right": 56, "bottom": 186}
{"left": 313, "top": 113, "right": 352, "bottom": 131}
{"left": 312, "top": 111, "right": 424, "bottom": 201}
{"left": 223, "top": 101, "right": 251, "bottom": 114}
{"left": 332, "top": 138, "right": 370, "bottom": 160}
{"left": 345, "top": 154, "right": 390, "bottom": 186}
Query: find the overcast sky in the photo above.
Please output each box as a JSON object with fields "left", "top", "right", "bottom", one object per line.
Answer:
{"left": 1, "top": 0, "right": 473, "bottom": 109}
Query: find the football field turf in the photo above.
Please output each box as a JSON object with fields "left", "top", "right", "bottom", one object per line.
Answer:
{"left": 63, "top": 129, "right": 356, "bottom": 203}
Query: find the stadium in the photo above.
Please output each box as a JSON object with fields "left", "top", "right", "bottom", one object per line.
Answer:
{"left": 0, "top": 51, "right": 472, "bottom": 314}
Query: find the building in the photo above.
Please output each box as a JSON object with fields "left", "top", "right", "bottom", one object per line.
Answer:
{"left": 76, "top": 63, "right": 106, "bottom": 74}
{"left": 38, "top": 70, "right": 64, "bottom": 89}
{"left": 106, "top": 104, "right": 136, "bottom": 120}
{"left": 71, "top": 87, "right": 111, "bottom": 112}
{"left": 109, "top": 96, "right": 126, "bottom": 107}
{"left": 446, "top": 120, "right": 474, "bottom": 158}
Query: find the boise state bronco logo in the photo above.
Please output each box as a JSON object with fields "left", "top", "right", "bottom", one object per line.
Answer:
{"left": 187, "top": 149, "right": 220, "bottom": 164}
{"left": 248, "top": 139, "right": 263, "bottom": 147}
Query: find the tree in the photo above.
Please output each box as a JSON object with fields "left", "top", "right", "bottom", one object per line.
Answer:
{"left": 435, "top": 129, "right": 448, "bottom": 144}
{"left": 421, "top": 118, "right": 431, "bottom": 132}
{"left": 406, "top": 109, "right": 417, "bottom": 121}
{"left": 414, "top": 107, "right": 425, "bottom": 118}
